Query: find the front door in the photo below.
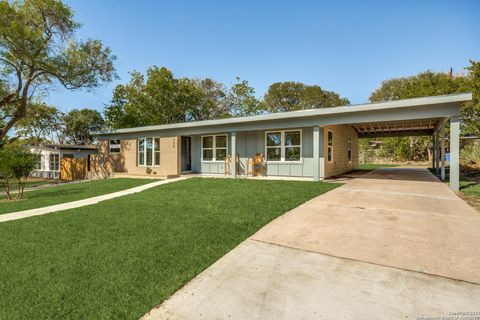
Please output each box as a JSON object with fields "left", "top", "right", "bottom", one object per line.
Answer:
{"left": 181, "top": 136, "right": 192, "bottom": 172}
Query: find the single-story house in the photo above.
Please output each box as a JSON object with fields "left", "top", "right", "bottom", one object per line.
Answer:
{"left": 97, "top": 93, "right": 471, "bottom": 190}
{"left": 30, "top": 144, "right": 97, "bottom": 179}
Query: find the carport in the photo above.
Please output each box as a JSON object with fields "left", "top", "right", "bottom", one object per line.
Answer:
{"left": 333, "top": 93, "right": 471, "bottom": 191}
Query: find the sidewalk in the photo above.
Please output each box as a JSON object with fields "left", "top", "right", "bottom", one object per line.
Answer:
{"left": 0, "top": 177, "right": 189, "bottom": 223}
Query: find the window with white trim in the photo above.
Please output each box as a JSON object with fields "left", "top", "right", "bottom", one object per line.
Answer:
{"left": 327, "top": 130, "right": 333, "bottom": 162}
{"left": 347, "top": 137, "right": 352, "bottom": 162}
{"left": 49, "top": 154, "right": 60, "bottom": 171}
{"left": 138, "top": 137, "right": 160, "bottom": 166}
{"left": 109, "top": 140, "right": 121, "bottom": 154}
{"left": 202, "top": 135, "right": 228, "bottom": 161}
{"left": 265, "top": 130, "right": 302, "bottom": 162}
{"left": 34, "top": 154, "right": 42, "bottom": 170}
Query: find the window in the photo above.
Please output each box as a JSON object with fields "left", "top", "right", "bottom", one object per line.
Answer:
{"left": 34, "top": 154, "right": 42, "bottom": 170}
{"left": 138, "top": 137, "right": 160, "bottom": 166}
{"left": 347, "top": 137, "right": 352, "bottom": 162}
{"left": 109, "top": 140, "right": 121, "bottom": 154}
{"left": 49, "top": 154, "right": 60, "bottom": 171}
{"left": 327, "top": 130, "right": 333, "bottom": 162}
{"left": 154, "top": 138, "right": 160, "bottom": 166}
{"left": 265, "top": 130, "right": 302, "bottom": 162}
{"left": 202, "top": 135, "right": 228, "bottom": 161}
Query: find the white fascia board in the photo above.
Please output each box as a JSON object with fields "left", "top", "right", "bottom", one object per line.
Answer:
{"left": 98, "top": 93, "right": 472, "bottom": 136}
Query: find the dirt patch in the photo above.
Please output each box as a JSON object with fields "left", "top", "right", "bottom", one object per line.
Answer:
{"left": 458, "top": 193, "right": 480, "bottom": 214}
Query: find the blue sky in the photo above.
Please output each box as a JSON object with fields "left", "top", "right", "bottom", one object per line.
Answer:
{"left": 48, "top": 0, "right": 479, "bottom": 113}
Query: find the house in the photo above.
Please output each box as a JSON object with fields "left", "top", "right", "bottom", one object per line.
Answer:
{"left": 30, "top": 144, "right": 97, "bottom": 179}
{"left": 97, "top": 93, "right": 471, "bottom": 190}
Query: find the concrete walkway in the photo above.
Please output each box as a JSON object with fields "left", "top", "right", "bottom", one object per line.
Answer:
{"left": 0, "top": 177, "right": 189, "bottom": 223}
{"left": 143, "top": 168, "right": 480, "bottom": 320}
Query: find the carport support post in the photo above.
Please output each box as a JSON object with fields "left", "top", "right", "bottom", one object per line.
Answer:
{"left": 440, "top": 124, "right": 446, "bottom": 181}
{"left": 450, "top": 116, "right": 460, "bottom": 191}
{"left": 432, "top": 134, "right": 436, "bottom": 171}
{"left": 231, "top": 131, "right": 237, "bottom": 178}
{"left": 313, "top": 127, "right": 319, "bottom": 181}
{"left": 435, "top": 130, "right": 440, "bottom": 176}
{"left": 312, "top": 126, "right": 325, "bottom": 181}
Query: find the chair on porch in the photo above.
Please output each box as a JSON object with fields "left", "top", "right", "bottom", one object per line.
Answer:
{"left": 246, "top": 153, "right": 265, "bottom": 177}
{"left": 224, "top": 154, "right": 240, "bottom": 176}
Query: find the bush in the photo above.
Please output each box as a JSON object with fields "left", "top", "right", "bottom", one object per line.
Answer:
{"left": 0, "top": 145, "right": 36, "bottom": 200}
{"left": 461, "top": 143, "right": 480, "bottom": 168}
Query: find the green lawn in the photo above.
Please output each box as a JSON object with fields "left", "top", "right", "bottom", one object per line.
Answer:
{"left": 0, "top": 178, "right": 157, "bottom": 215}
{"left": 0, "top": 178, "right": 340, "bottom": 320}
{"left": 356, "top": 163, "right": 400, "bottom": 171}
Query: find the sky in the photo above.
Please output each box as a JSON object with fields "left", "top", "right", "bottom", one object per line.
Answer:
{"left": 47, "top": 0, "right": 480, "bottom": 114}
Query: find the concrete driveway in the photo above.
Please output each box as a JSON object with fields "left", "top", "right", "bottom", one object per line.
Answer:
{"left": 143, "top": 168, "right": 480, "bottom": 320}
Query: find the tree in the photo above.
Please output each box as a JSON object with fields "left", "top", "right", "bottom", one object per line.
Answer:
{"left": 62, "top": 108, "right": 104, "bottom": 145}
{"left": 0, "top": 0, "right": 116, "bottom": 143}
{"left": 367, "top": 66, "right": 477, "bottom": 162}
{"left": 0, "top": 144, "right": 36, "bottom": 200}
{"left": 15, "top": 102, "right": 61, "bottom": 143}
{"left": 262, "top": 82, "right": 305, "bottom": 112}
{"left": 262, "top": 81, "right": 349, "bottom": 112}
{"left": 300, "top": 85, "right": 349, "bottom": 109}
{"left": 105, "top": 66, "right": 230, "bottom": 128}
{"left": 226, "top": 77, "right": 260, "bottom": 117}
{"left": 184, "top": 78, "right": 229, "bottom": 121}
{"left": 462, "top": 60, "right": 480, "bottom": 136}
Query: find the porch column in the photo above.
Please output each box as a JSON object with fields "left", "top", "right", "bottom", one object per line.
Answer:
{"left": 441, "top": 124, "right": 446, "bottom": 181}
{"left": 450, "top": 116, "right": 460, "bottom": 191}
{"left": 312, "top": 126, "right": 325, "bottom": 181}
{"left": 432, "top": 135, "right": 436, "bottom": 170}
{"left": 231, "top": 131, "right": 237, "bottom": 178}
{"left": 435, "top": 130, "right": 440, "bottom": 176}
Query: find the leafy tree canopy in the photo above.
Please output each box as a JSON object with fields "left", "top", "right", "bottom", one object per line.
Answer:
{"left": 62, "top": 108, "right": 104, "bottom": 145}
{"left": 104, "top": 67, "right": 260, "bottom": 129}
{"left": 369, "top": 62, "right": 479, "bottom": 136}
{"left": 0, "top": 0, "right": 116, "bottom": 143}
{"left": 15, "top": 102, "right": 61, "bottom": 143}
{"left": 262, "top": 81, "right": 349, "bottom": 112}
{"left": 226, "top": 77, "right": 260, "bottom": 117}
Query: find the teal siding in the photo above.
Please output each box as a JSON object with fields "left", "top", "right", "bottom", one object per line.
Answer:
{"left": 191, "top": 127, "right": 314, "bottom": 178}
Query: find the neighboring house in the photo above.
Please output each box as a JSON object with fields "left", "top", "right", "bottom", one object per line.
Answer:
{"left": 97, "top": 93, "right": 471, "bottom": 190}
{"left": 30, "top": 144, "right": 97, "bottom": 179}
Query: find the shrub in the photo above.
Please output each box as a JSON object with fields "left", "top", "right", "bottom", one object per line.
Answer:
{"left": 461, "top": 143, "right": 480, "bottom": 168}
{"left": 0, "top": 145, "right": 36, "bottom": 200}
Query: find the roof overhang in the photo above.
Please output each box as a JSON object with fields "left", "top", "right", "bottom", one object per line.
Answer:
{"left": 98, "top": 93, "right": 471, "bottom": 139}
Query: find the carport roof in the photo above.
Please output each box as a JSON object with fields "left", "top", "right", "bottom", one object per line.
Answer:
{"left": 99, "top": 93, "right": 471, "bottom": 136}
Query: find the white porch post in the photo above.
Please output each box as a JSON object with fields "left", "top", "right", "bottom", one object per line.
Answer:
{"left": 312, "top": 126, "right": 325, "bottom": 181}
{"left": 432, "top": 134, "right": 436, "bottom": 171}
{"left": 449, "top": 116, "right": 460, "bottom": 191}
{"left": 441, "top": 124, "right": 446, "bottom": 181}
{"left": 231, "top": 131, "right": 237, "bottom": 178}
{"left": 319, "top": 127, "right": 325, "bottom": 179}
{"left": 313, "top": 127, "right": 319, "bottom": 181}
{"left": 435, "top": 130, "right": 440, "bottom": 176}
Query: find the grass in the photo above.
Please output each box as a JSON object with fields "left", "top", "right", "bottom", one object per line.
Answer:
{"left": 427, "top": 166, "right": 480, "bottom": 196}
{"left": 0, "top": 178, "right": 340, "bottom": 320}
{"left": 356, "top": 163, "right": 400, "bottom": 171}
{"left": 0, "top": 178, "right": 157, "bottom": 215}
